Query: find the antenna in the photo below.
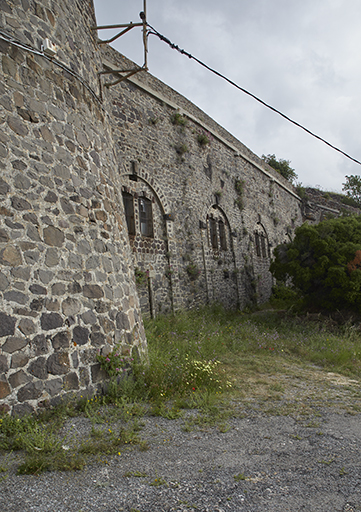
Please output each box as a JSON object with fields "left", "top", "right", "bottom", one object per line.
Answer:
{"left": 91, "top": 0, "right": 148, "bottom": 87}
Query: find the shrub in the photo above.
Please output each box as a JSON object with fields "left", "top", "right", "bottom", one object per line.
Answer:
{"left": 270, "top": 215, "right": 361, "bottom": 311}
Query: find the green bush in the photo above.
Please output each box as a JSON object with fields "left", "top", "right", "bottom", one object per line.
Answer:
{"left": 270, "top": 215, "right": 361, "bottom": 311}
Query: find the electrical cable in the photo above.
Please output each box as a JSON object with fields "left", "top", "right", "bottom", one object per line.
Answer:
{"left": 0, "top": 29, "right": 103, "bottom": 107}
{"left": 147, "top": 23, "right": 361, "bottom": 167}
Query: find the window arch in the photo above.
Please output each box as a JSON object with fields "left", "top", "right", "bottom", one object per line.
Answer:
{"left": 254, "top": 222, "right": 270, "bottom": 259}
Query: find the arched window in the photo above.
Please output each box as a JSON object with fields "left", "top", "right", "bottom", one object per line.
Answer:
{"left": 122, "top": 192, "right": 135, "bottom": 235}
{"left": 219, "top": 220, "right": 227, "bottom": 251}
{"left": 209, "top": 217, "right": 218, "bottom": 249}
{"left": 139, "top": 197, "right": 154, "bottom": 237}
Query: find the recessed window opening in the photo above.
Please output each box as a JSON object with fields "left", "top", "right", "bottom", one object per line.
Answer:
{"left": 209, "top": 217, "right": 218, "bottom": 249}
{"left": 261, "top": 234, "right": 267, "bottom": 258}
{"left": 139, "top": 197, "right": 154, "bottom": 237}
{"left": 122, "top": 192, "right": 135, "bottom": 235}
{"left": 219, "top": 220, "right": 227, "bottom": 251}
{"left": 255, "top": 232, "right": 261, "bottom": 257}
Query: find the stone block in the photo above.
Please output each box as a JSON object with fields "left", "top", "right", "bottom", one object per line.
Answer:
{"left": 44, "top": 378, "right": 63, "bottom": 397}
{"left": 73, "top": 326, "right": 89, "bottom": 346}
{"left": 40, "top": 312, "right": 63, "bottom": 331}
{"left": 43, "top": 225, "right": 65, "bottom": 247}
{"left": 79, "top": 367, "right": 90, "bottom": 387}
{"left": 45, "top": 298, "right": 60, "bottom": 311}
{"left": 81, "top": 310, "right": 97, "bottom": 325}
{"left": 28, "top": 357, "right": 47, "bottom": 379}
{"left": 18, "top": 317, "right": 36, "bottom": 335}
{"left": 63, "top": 372, "right": 79, "bottom": 391}
{"left": 11, "top": 353, "right": 29, "bottom": 368}
{"left": 11, "top": 266, "right": 31, "bottom": 280}
{"left": 0, "top": 228, "right": 9, "bottom": 243}
{"left": 0, "top": 177, "right": 10, "bottom": 195}
{"left": 13, "top": 402, "right": 34, "bottom": 416}
{"left": 0, "top": 312, "right": 16, "bottom": 337}
{"left": 38, "top": 269, "right": 54, "bottom": 284}
{"left": 8, "top": 370, "right": 30, "bottom": 389}
{"left": 116, "top": 311, "right": 131, "bottom": 331}
{"left": 62, "top": 297, "right": 80, "bottom": 316}
{"left": 11, "top": 196, "right": 31, "bottom": 210}
{"left": 47, "top": 352, "right": 70, "bottom": 375}
{"left": 0, "top": 354, "right": 9, "bottom": 372}
{"left": 52, "top": 282, "right": 66, "bottom": 295}
{"left": 4, "top": 289, "right": 28, "bottom": 304}
{"left": 45, "top": 248, "right": 60, "bottom": 267}
{"left": 90, "top": 330, "right": 105, "bottom": 347}
{"left": 31, "top": 334, "right": 48, "bottom": 356}
{"left": 0, "top": 272, "right": 10, "bottom": 291}
{"left": 51, "top": 331, "right": 70, "bottom": 350}
{"left": 0, "top": 380, "right": 11, "bottom": 399}
{"left": 0, "top": 246, "right": 23, "bottom": 266}
{"left": 29, "top": 283, "right": 47, "bottom": 295}
{"left": 83, "top": 284, "right": 104, "bottom": 299}
{"left": 90, "top": 363, "right": 107, "bottom": 383}
{"left": 17, "top": 381, "right": 43, "bottom": 402}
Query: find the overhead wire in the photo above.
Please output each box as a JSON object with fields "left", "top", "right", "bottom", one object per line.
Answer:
{"left": 146, "top": 23, "right": 361, "bottom": 167}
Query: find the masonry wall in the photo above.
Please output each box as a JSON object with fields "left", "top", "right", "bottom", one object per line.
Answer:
{"left": 100, "top": 46, "right": 303, "bottom": 315}
{"left": 0, "top": 0, "right": 146, "bottom": 415}
{"left": 0, "top": 0, "right": 304, "bottom": 416}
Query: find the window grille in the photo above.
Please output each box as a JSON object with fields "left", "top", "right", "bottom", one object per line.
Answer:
{"left": 261, "top": 234, "right": 267, "bottom": 258}
{"left": 122, "top": 193, "right": 135, "bottom": 235}
{"left": 139, "top": 197, "right": 154, "bottom": 237}
{"left": 219, "top": 220, "right": 227, "bottom": 251}
{"left": 255, "top": 232, "right": 261, "bottom": 257}
{"left": 209, "top": 218, "right": 218, "bottom": 249}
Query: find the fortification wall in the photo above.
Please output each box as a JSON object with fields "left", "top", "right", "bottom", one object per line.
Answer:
{"left": 100, "top": 46, "right": 302, "bottom": 314}
{"left": 0, "top": 0, "right": 146, "bottom": 415}
{"left": 0, "top": 0, "right": 305, "bottom": 415}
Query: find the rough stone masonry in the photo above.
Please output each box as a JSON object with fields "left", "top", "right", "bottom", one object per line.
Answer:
{"left": 0, "top": 0, "right": 303, "bottom": 414}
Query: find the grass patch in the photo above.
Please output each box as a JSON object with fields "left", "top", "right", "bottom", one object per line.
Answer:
{"left": 1, "top": 303, "right": 361, "bottom": 475}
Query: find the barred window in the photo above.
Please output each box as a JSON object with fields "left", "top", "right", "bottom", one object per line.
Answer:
{"left": 122, "top": 193, "right": 135, "bottom": 235}
{"left": 209, "top": 218, "right": 218, "bottom": 249}
{"left": 255, "top": 232, "right": 261, "bottom": 257}
{"left": 139, "top": 197, "right": 154, "bottom": 237}
{"left": 219, "top": 220, "right": 227, "bottom": 251}
{"left": 261, "top": 234, "right": 267, "bottom": 258}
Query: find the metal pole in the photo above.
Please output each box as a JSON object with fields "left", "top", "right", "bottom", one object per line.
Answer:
{"left": 143, "top": 0, "right": 148, "bottom": 70}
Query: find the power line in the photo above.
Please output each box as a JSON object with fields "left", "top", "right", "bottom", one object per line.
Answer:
{"left": 147, "top": 23, "right": 361, "bottom": 167}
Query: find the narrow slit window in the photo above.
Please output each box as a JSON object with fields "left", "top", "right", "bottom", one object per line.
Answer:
{"left": 209, "top": 218, "right": 218, "bottom": 249}
{"left": 122, "top": 192, "right": 135, "bottom": 235}
{"left": 139, "top": 197, "right": 154, "bottom": 237}
{"left": 219, "top": 220, "right": 227, "bottom": 251}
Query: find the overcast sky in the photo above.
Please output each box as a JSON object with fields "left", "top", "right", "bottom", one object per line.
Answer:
{"left": 93, "top": 0, "right": 361, "bottom": 192}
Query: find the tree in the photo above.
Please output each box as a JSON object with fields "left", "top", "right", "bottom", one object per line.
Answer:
{"left": 342, "top": 175, "right": 361, "bottom": 206}
{"left": 270, "top": 215, "right": 361, "bottom": 311}
{"left": 262, "top": 154, "right": 298, "bottom": 184}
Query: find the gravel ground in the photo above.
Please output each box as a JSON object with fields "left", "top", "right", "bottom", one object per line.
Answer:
{"left": 1, "top": 403, "right": 361, "bottom": 512}
{"left": 1, "top": 363, "right": 361, "bottom": 512}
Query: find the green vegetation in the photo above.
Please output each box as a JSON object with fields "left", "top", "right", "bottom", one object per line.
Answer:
{"left": 1, "top": 304, "right": 361, "bottom": 476}
{"left": 175, "top": 143, "right": 189, "bottom": 156}
{"left": 234, "top": 178, "right": 245, "bottom": 210}
{"left": 171, "top": 112, "right": 187, "bottom": 127}
{"left": 262, "top": 154, "right": 298, "bottom": 184}
{"left": 342, "top": 175, "right": 361, "bottom": 206}
{"left": 197, "top": 132, "right": 210, "bottom": 146}
{"left": 270, "top": 215, "right": 361, "bottom": 312}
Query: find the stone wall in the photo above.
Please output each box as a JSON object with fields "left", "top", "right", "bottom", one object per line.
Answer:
{"left": 0, "top": 0, "right": 146, "bottom": 415}
{"left": 0, "top": 0, "right": 306, "bottom": 415}
{"left": 100, "top": 46, "right": 303, "bottom": 314}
